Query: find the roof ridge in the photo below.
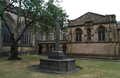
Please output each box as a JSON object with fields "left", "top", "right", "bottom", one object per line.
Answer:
{"left": 71, "top": 12, "right": 106, "bottom": 21}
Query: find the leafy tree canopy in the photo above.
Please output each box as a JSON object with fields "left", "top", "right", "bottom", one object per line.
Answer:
{"left": 0, "top": 0, "right": 69, "bottom": 60}
{"left": 0, "top": 0, "right": 69, "bottom": 38}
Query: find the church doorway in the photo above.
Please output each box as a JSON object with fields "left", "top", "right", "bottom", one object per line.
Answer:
{"left": 39, "top": 45, "right": 42, "bottom": 54}
{"left": 62, "top": 44, "right": 67, "bottom": 54}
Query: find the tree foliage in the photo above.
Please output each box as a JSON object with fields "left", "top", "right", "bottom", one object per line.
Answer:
{"left": 0, "top": 0, "right": 69, "bottom": 40}
{"left": 0, "top": 0, "right": 69, "bottom": 60}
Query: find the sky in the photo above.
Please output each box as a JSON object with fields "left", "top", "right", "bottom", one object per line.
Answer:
{"left": 59, "top": 0, "right": 120, "bottom": 21}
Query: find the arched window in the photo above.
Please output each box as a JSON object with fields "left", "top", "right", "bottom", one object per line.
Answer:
{"left": 87, "top": 28, "right": 91, "bottom": 41}
{"left": 75, "top": 28, "right": 82, "bottom": 41}
{"left": 1, "top": 16, "right": 13, "bottom": 45}
{"left": 48, "top": 34, "right": 52, "bottom": 40}
{"left": 46, "top": 34, "right": 52, "bottom": 41}
{"left": 98, "top": 26, "right": 105, "bottom": 41}
{"left": 21, "top": 31, "right": 31, "bottom": 46}
{"left": 62, "top": 34, "right": 68, "bottom": 40}
{"left": 36, "top": 34, "right": 43, "bottom": 41}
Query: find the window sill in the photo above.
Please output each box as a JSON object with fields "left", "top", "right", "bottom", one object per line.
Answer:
{"left": 3, "top": 44, "right": 12, "bottom": 46}
{"left": 19, "top": 45, "right": 33, "bottom": 47}
{"left": 75, "top": 41, "right": 82, "bottom": 43}
{"left": 98, "top": 41, "right": 105, "bottom": 42}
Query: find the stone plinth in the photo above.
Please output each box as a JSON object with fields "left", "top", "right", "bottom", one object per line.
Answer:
{"left": 39, "top": 58, "right": 76, "bottom": 74}
{"left": 48, "top": 51, "right": 66, "bottom": 59}
{"left": 39, "top": 16, "right": 78, "bottom": 74}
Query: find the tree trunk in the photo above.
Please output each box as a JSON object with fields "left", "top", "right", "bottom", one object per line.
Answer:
{"left": 8, "top": 42, "right": 22, "bottom": 60}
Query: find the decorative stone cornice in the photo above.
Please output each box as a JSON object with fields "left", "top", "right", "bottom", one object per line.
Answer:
{"left": 68, "top": 21, "right": 116, "bottom": 28}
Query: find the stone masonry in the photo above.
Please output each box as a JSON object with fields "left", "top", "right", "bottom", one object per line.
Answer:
{"left": 0, "top": 19, "right": 2, "bottom": 54}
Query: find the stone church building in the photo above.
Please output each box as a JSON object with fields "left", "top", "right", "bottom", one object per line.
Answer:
{"left": 0, "top": 1, "right": 120, "bottom": 59}
{"left": 38, "top": 12, "right": 120, "bottom": 59}
{"left": 67, "top": 12, "right": 120, "bottom": 59}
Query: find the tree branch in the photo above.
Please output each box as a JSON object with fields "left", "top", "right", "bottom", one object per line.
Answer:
{"left": 15, "top": 16, "right": 43, "bottom": 43}
{"left": 15, "top": 22, "right": 31, "bottom": 43}
{"left": 3, "top": 1, "right": 14, "bottom": 12}
{"left": 0, "top": 15, "right": 14, "bottom": 40}
{"left": 24, "top": 11, "right": 31, "bottom": 26}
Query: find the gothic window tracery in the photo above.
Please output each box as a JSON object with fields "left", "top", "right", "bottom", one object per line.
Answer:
{"left": 98, "top": 26, "right": 105, "bottom": 41}
{"left": 87, "top": 28, "right": 91, "bottom": 41}
{"left": 1, "top": 16, "right": 13, "bottom": 45}
{"left": 21, "top": 31, "right": 31, "bottom": 46}
{"left": 36, "top": 34, "right": 43, "bottom": 41}
{"left": 75, "top": 28, "right": 82, "bottom": 41}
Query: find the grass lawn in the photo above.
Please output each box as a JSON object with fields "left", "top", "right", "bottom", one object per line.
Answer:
{"left": 0, "top": 55, "right": 120, "bottom": 78}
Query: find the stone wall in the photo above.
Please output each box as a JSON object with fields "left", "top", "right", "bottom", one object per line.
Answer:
{"left": 39, "top": 43, "right": 68, "bottom": 54}
{"left": 2, "top": 46, "right": 34, "bottom": 52}
{"left": 68, "top": 23, "right": 117, "bottom": 43}
{"left": 67, "top": 12, "right": 118, "bottom": 57}
{"left": 70, "top": 12, "right": 116, "bottom": 26}
{"left": 69, "top": 43, "right": 110, "bottom": 54}
{"left": 0, "top": 19, "right": 2, "bottom": 54}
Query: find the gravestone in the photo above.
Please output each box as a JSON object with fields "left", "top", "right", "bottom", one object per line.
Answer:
{"left": 39, "top": 16, "right": 77, "bottom": 74}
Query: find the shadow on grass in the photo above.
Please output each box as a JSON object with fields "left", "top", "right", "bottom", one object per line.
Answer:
{"left": 29, "top": 65, "right": 82, "bottom": 75}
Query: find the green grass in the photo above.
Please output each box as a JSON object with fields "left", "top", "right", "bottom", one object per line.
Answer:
{"left": 0, "top": 55, "right": 120, "bottom": 78}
